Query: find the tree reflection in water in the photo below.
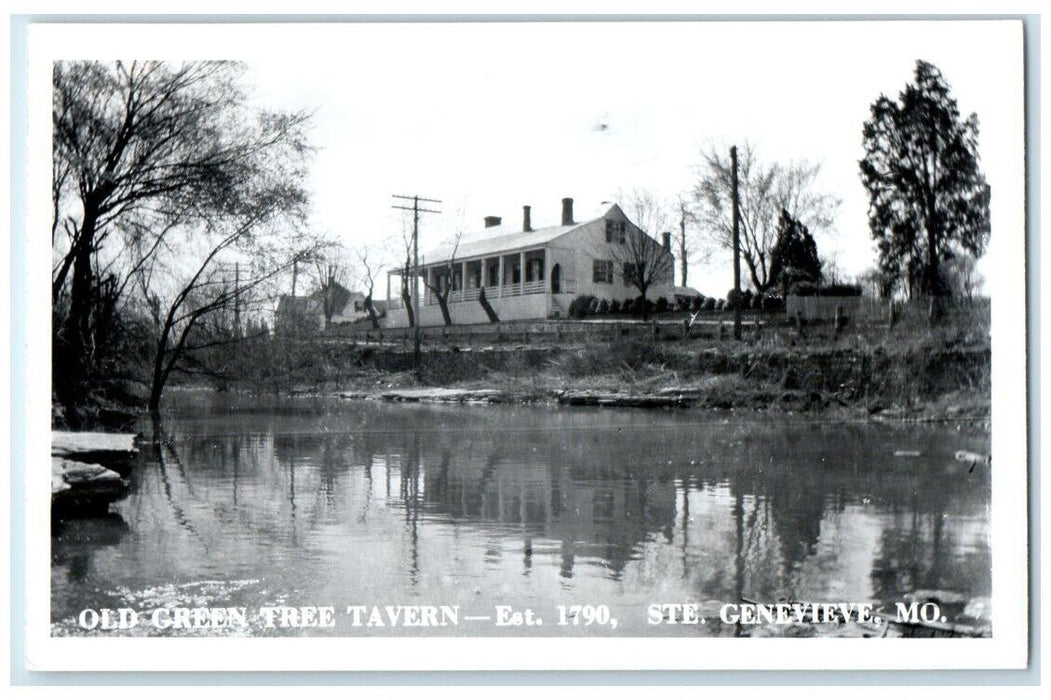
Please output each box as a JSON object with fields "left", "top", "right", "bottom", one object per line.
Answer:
{"left": 51, "top": 395, "right": 991, "bottom": 635}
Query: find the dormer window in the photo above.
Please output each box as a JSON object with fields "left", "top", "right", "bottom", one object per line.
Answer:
{"left": 606, "top": 219, "right": 626, "bottom": 243}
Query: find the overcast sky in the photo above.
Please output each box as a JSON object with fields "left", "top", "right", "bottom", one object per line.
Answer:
{"left": 43, "top": 20, "right": 1026, "bottom": 297}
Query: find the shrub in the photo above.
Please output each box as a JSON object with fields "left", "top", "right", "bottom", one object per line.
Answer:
{"left": 703, "top": 297, "right": 716, "bottom": 311}
{"left": 761, "top": 294, "right": 786, "bottom": 312}
{"left": 655, "top": 297, "right": 669, "bottom": 314}
{"left": 622, "top": 298, "right": 636, "bottom": 315}
{"left": 727, "top": 287, "right": 752, "bottom": 311}
{"left": 790, "top": 282, "right": 863, "bottom": 297}
{"left": 609, "top": 299, "right": 621, "bottom": 314}
{"left": 750, "top": 294, "right": 762, "bottom": 310}
{"left": 715, "top": 298, "right": 726, "bottom": 311}
{"left": 568, "top": 294, "right": 596, "bottom": 319}
{"left": 597, "top": 298, "right": 610, "bottom": 314}
{"left": 587, "top": 297, "right": 601, "bottom": 315}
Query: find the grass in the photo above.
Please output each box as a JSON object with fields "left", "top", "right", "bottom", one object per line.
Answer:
{"left": 220, "top": 297, "right": 991, "bottom": 419}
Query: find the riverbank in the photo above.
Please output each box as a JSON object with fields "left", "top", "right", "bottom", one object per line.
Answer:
{"left": 55, "top": 303, "right": 992, "bottom": 429}
{"left": 324, "top": 338, "right": 990, "bottom": 425}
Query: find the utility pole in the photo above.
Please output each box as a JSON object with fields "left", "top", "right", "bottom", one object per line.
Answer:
{"left": 678, "top": 198, "right": 689, "bottom": 288}
{"left": 233, "top": 261, "right": 241, "bottom": 338}
{"left": 392, "top": 194, "right": 442, "bottom": 381}
{"left": 731, "top": 145, "right": 742, "bottom": 341}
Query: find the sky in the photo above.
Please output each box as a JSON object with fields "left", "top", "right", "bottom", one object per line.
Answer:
{"left": 43, "top": 20, "right": 1026, "bottom": 298}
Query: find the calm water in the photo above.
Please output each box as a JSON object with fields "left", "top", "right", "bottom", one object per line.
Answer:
{"left": 52, "top": 391, "right": 991, "bottom": 636}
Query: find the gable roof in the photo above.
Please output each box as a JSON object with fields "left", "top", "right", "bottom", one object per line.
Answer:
{"left": 421, "top": 202, "right": 622, "bottom": 264}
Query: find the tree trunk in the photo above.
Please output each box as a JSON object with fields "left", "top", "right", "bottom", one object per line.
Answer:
{"left": 679, "top": 212, "right": 688, "bottom": 287}
{"left": 436, "top": 292, "right": 452, "bottom": 326}
{"left": 478, "top": 287, "right": 500, "bottom": 323}
{"left": 363, "top": 293, "right": 381, "bottom": 329}
{"left": 400, "top": 284, "right": 415, "bottom": 327}
{"left": 55, "top": 205, "right": 100, "bottom": 421}
{"left": 147, "top": 330, "right": 169, "bottom": 416}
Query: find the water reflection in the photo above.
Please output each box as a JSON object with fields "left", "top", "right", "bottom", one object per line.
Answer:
{"left": 51, "top": 394, "right": 991, "bottom": 636}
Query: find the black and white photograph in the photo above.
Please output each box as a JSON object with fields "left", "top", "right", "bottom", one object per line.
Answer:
{"left": 15, "top": 13, "right": 1030, "bottom": 676}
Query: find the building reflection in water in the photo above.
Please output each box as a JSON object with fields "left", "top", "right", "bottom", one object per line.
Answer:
{"left": 51, "top": 397, "right": 991, "bottom": 631}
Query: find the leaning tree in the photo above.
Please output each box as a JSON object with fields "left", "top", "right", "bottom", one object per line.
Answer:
{"left": 859, "top": 59, "right": 991, "bottom": 303}
{"left": 52, "top": 60, "right": 313, "bottom": 420}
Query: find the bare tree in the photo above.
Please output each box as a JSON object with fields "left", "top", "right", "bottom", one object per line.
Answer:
{"left": 692, "top": 142, "right": 840, "bottom": 294}
{"left": 354, "top": 246, "right": 383, "bottom": 329}
{"left": 609, "top": 225, "right": 674, "bottom": 319}
{"left": 420, "top": 232, "right": 463, "bottom": 327}
{"left": 945, "top": 254, "right": 984, "bottom": 302}
{"left": 51, "top": 59, "right": 312, "bottom": 420}
{"left": 140, "top": 181, "right": 311, "bottom": 414}
{"left": 312, "top": 258, "right": 352, "bottom": 331}
{"left": 618, "top": 188, "right": 672, "bottom": 242}
{"left": 391, "top": 222, "right": 417, "bottom": 328}
{"left": 613, "top": 189, "right": 676, "bottom": 316}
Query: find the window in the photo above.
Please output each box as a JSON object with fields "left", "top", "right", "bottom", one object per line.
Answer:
{"left": 605, "top": 220, "right": 627, "bottom": 244}
{"left": 618, "top": 221, "right": 626, "bottom": 244}
{"left": 527, "top": 258, "right": 544, "bottom": 282}
{"left": 623, "top": 262, "right": 639, "bottom": 286}
{"left": 605, "top": 220, "right": 615, "bottom": 243}
{"left": 354, "top": 301, "right": 363, "bottom": 312}
{"left": 593, "top": 259, "right": 614, "bottom": 284}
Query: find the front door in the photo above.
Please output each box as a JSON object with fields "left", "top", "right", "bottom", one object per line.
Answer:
{"left": 551, "top": 264, "right": 561, "bottom": 294}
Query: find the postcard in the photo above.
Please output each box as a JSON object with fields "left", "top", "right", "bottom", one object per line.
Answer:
{"left": 19, "top": 16, "right": 1029, "bottom": 673}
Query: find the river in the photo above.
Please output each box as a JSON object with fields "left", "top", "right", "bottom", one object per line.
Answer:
{"left": 51, "top": 390, "right": 991, "bottom": 637}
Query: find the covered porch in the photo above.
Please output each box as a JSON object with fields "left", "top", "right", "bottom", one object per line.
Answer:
{"left": 387, "top": 247, "right": 551, "bottom": 311}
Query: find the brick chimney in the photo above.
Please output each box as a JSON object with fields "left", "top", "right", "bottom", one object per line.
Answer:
{"left": 484, "top": 216, "right": 502, "bottom": 228}
{"left": 561, "top": 197, "right": 574, "bottom": 226}
{"left": 523, "top": 205, "right": 532, "bottom": 232}
{"left": 661, "top": 231, "right": 672, "bottom": 253}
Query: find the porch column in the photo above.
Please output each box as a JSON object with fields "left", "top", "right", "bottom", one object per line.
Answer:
{"left": 461, "top": 260, "right": 467, "bottom": 300}
{"left": 498, "top": 256, "right": 505, "bottom": 298}
{"left": 519, "top": 251, "right": 526, "bottom": 294}
{"left": 386, "top": 271, "right": 391, "bottom": 304}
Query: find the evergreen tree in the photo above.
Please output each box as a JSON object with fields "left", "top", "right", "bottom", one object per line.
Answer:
{"left": 859, "top": 60, "right": 991, "bottom": 299}
{"left": 768, "top": 209, "right": 822, "bottom": 295}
